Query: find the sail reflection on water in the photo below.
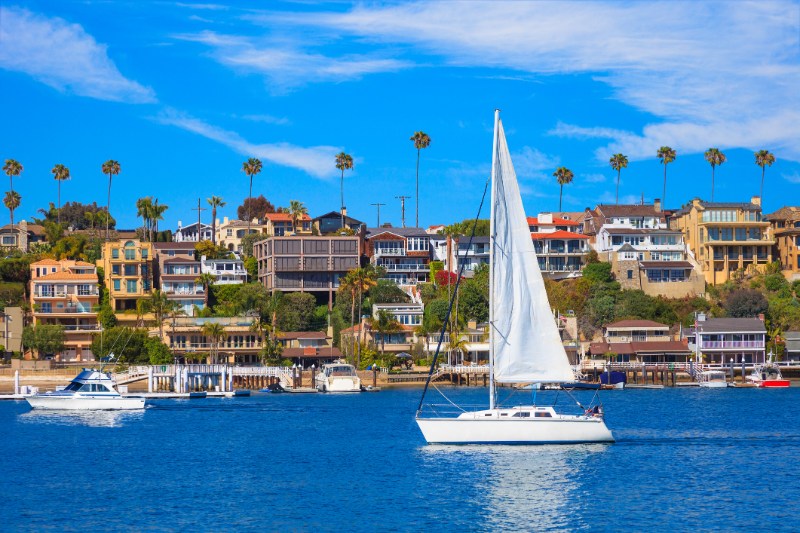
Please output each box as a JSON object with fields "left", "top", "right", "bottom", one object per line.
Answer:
{"left": 420, "top": 444, "right": 606, "bottom": 530}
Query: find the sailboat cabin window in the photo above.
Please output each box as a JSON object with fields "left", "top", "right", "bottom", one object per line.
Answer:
{"left": 512, "top": 412, "right": 530, "bottom": 418}
{"left": 534, "top": 412, "right": 553, "bottom": 418}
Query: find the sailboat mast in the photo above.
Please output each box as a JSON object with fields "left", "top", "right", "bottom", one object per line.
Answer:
{"left": 488, "top": 109, "right": 499, "bottom": 410}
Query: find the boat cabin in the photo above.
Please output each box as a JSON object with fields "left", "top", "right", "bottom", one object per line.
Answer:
{"left": 322, "top": 364, "right": 357, "bottom": 378}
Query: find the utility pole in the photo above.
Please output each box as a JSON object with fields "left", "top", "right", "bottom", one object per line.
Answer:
{"left": 192, "top": 198, "right": 207, "bottom": 242}
{"left": 396, "top": 195, "right": 412, "bottom": 228}
{"left": 370, "top": 202, "right": 386, "bottom": 227}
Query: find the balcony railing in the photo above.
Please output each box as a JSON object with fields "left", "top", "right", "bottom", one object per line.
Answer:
{"left": 37, "top": 306, "right": 98, "bottom": 314}
{"left": 374, "top": 247, "right": 406, "bottom": 257}
{"left": 700, "top": 340, "right": 764, "bottom": 349}
{"left": 378, "top": 263, "right": 428, "bottom": 271}
{"left": 206, "top": 269, "right": 247, "bottom": 277}
{"left": 63, "top": 324, "right": 102, "bottom": 331}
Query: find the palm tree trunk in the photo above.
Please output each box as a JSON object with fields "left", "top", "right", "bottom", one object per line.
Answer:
{"left": 616, "top": 170, "right": 620, "bottom": 204}
{"left": 415, "top": 148, "right": 421, "bottom": 228}
{"left": 340, "top": 170, "right": 345, "bottom": 230}
{"left": 247, "top": 175, "right": 253, "bottom": 233}
{"left": 760, "top": 166, "right": 765, "bottom": 204}
{"left": 212, "top": 206, "right": 217, "bottom": 244}
{"left": 106, "top": 174, "right": 111, "bottom": 241}
{"left": 662, "top": 164, "right": 667, "bottom": 206}
{"left": 57, "top": 181, "right": 61, "bottom": 225}
{"left": 711, "top": 166, "right": 715, "bottom": 202}
{"left": 9, "top": 207, "right": 13, "bottom": 231}
{"left": 559, "top": 184, "right": 563, "bottom": 211}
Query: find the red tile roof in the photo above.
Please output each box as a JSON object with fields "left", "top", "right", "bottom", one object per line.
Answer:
{"left": 265, "top": 213, "right": 311, "bottom": 222}
{"left": 530, "top": 230, "right": 588, "bottom": 240}
{"left": 278, "top": 331, "right": 328, "bottom": 340}
{"left": 527, "top": 216, "right": 579, "bottom": 226}
{"left": 282, "top": 347, "right": 343, "bottom": 358}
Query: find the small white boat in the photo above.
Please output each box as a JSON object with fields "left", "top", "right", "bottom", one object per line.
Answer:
{"left": 746, "top": 364, "right": 791, "bottom": 388}
{"left": 698, "top": 370, "right": 729, "bottom": 388}
{"left": 26, "top": 369, "right": 146, "bottom": 410}
{"left": 315, "top": 363, "right": 361, "bottom": 393}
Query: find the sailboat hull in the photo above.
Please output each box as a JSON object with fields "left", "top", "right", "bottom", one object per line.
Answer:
{"left": 416, "top": 409, "right": 614, "bottom": 445}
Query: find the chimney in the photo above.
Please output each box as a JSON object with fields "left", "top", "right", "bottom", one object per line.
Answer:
{"left": 654, "top": 198, "right": 661, "bottom": 212}
{"left": 341, "top": 207, "right": 347, "bottom": 217}
{"left": 223, "top": 216, "right": 229, "bottom": 224}
{"left": 215, "top": 218, "right": 220, "bottom": 227}
{"left": 751, "top": 196, "right": 761, "bottom": 207}
{"left": 177, "top": 220, "right": 182, "bottom": 229}
{"left": 758, "top": 313, "right": 765, "bottom": 322}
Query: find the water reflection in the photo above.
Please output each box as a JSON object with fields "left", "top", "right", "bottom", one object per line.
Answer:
{"left": 420, "top": 444, "right": 608, "bottom": 530}
{"left": 19, "top": 409, "right": 144, "bottom": 428}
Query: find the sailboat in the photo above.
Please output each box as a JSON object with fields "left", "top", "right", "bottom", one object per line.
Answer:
{"left": 415, "top": 110, "right": 614, "bottom": 444}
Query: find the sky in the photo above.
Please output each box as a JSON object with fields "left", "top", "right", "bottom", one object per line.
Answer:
{"left": 1, "top": 1, "right": 799, "bottom": 232}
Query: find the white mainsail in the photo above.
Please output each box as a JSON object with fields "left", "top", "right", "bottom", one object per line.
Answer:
{"left": 490, "top": 116, "right": 575, "bottom": 384}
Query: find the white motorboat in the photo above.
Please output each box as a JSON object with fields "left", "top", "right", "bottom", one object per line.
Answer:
{"left": 698, "top": 370, "right": 729, "bottom": 388}
{"left": 26, "top": 369, "right": 146, "bottom": 410}
{"left": 315, "top": 363, "right": 361, "bottom": 393}
{"left": 746, "top": 364, "right": 791, "bottom": 388}
{"left": 415, "top": 111, "right": 614, "bottom": 445}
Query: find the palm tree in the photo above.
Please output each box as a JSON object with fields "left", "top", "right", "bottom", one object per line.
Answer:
{"left": 704, "top": 148, "right": 726, "bottom": 201}
{"left": 4, "top": 191, "right": 21, "bottom": 231}
{"left": 353, "top": 265, "right": 381, "bottom": 368}
{"left": 370, "top": 309, "right": 402, "bottom": 354}
{"left": 149, "top": 290, "right": 175, "bottom": 340}
{"left": 755, "top": 150, "right": 776, "bottom": 206}
{"left": 241, "top": 158, "right": 262, "bottom": 234}
{"left": 84, "top": 211, "right": 97, "bottom": 236}
{"left": 202, "top": 322, "right": 227, "bottom": 364}
{"left": 656, "top": 146, "right": 676, "bottom": 206}
{"left": 207, "top": 196, "right": 226, "bottom": 244}
{"left": 338, "top": 270, "right": 360, "bottom": 362}
{"left": 136, "top": 197, "right": 153, "bottom": 241}
{"left": 288, "top": 199, "right": 308, "bottom": 234}
{"left": 335, "top": 152, "right": 354, "bottom": 230}
{"left": 410, "top": 131, "right": 431, "bottom": 228}
{"left": 3, "top": 159, "right": 22, "bottom": 194}
{"left": 609, "top": 153, "right": 628, "bottom": 204}
{"left": 553, "top": 166, "right": 574, "bottom": 211}
{"left": 101, "top": 160, "right": 120, "bottom": 241}
{"left": 150, "top": 199, "right": 168, "bottom": 241}
{"left": 51, "top": 164, "right": 70, "bottom": 225}
{"left": 194, "top": 272, "right": 216, "bottom": 306}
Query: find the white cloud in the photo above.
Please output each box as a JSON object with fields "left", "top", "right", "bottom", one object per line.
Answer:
{"left": 583, "top": 174, "right": 607, "bottom": 184}
{"left": 512, "top": 146, "right": 560, "bottom": 181}
{"left": 174, "top": 30, "right": 411, "bottom": 91}
{"left": 155, "top": 108, "right": 339, "bottom": 178}
{"left": 0, "top": 6, "right": 155, "bottom": 103}
{"left": 783, "top": 172, "right": 800, "bottom": 184}
{"left": 240, "top": 114, "right": 290, "bottom": 126}
{"left": 265, "top": 1, "right": 800, "bottom": 161}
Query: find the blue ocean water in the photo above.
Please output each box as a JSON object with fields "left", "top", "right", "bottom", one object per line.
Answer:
{"left": 1, "top": 386, "right": 799, "bottom": 532}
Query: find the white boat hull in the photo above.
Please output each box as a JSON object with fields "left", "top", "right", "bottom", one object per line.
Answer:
{"left": 26, "top": 395, "right": 146, "bottom": 410}
{"left": 698, "top": 382, "right": 728, "bottom": 388}
{"left": 416, "top": 410, "right": 614, "bottom": 444}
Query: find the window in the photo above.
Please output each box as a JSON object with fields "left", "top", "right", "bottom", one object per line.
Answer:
{"left": 141, "top": 248, "right": 148, "bottom": 259}
{"left": 111, "top": 265, "right": 120, "bottom": 275}
{"left": 627, "top": 270, "right": 633, "bottom": 279}
{"left": 124, "top": 248, "right": 136, "bottom": 260}
{"left": 408, "top": 237, "right": 429, "bottom": 251}
{"left": 1, "top": 235, "right": 16, "bottom": 245}
{"left": 126, "top": 280, "right": 137, "bottom": 293}
{"left": 113, "top": 279, "right": 120, "bottom": 291}
{"left": 111, "top": 248, "right": 119, "bottom": 259}
{"left": 227, "top": 229, "right": 233, "bottom": 237}
{"left": 702, "top": 210, "right": 736, "bottom": 222}
{"left": 124, "top": 265, "right": 137, "bottom": 276}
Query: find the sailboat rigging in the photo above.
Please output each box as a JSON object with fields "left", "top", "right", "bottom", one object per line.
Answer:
{"left": 415, "top": 110, "right": 614, "bottom": 445}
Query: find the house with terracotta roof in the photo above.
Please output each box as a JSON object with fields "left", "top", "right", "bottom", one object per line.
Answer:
{"left": 589, "top": 319, "right": 692, "bottom": 364}
{"left": 765, "top": 206, "right": 800, "bottom": 281}
{"left": 264, "top": 212, "right": 312, "bottom": 236}
{"left": 670, "top": 197, "right": 774, "bottom": 285}
{"left": 528, "top": 213, "right": 590, "bottom": 279}
{"left": 365, "top": 227, "right": 431, "bottom": 285}
{"left": 29, "top": 259, "right": 101, "bottom": 361}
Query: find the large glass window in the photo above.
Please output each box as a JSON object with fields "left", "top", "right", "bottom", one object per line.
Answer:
{"left": 111, "top": 248, "right": 119, "bottom": 259}
{"left": 702, "top": 210, "right": 736, "bottom": 222}
{"left": 113, "top": 279, "right": 120, "bottom": 291}
{"left": 407, "top": 237, "right": 430, "bottom": 251}
{"left": 126, "top": 280, "right": 137, "bottom": 293}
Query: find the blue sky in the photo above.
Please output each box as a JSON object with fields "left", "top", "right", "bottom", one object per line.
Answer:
{"left": 1, "top": 1, "right": 799, "bottom": 231}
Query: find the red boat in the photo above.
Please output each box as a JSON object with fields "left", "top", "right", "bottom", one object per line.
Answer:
{"left": 747, "top": 365, "right": 791, "bottom": 388}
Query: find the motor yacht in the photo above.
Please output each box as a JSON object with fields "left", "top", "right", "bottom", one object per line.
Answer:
{"left": 26, "top": 369, "right": 146, "bottom": 410}
{"left": 747, "top": 364, "right": 791, "bottom": 388}
{"left": 315, "top": 363, "right": 361, "bottom": 393}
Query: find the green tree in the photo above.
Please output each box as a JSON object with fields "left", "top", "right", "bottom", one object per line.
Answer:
{"left": 149, "top": 290, "right": 177, "bottom": 339}
{"left": 22, "top": 324, "right": 66, "bottom": 358}
{"left": 195, "top": 239, "right": 229, "bottom": 260}
{"left": 335, "top": 152, "right": 354, "bottom": 229}
{"left": 3, "top": 190, "right": 21, "bottom": 230}
{"left": 207, "top": 195, "right": 226, "bottom": 245}
{"left": 410, "top": 131, "right": 431, "bottom": 227}
{"left": 370, "top": 309, "right": 402, "bottom": 353}
{"left": 51, "top": 164, "right": 71, "bottom": 225}
{"left": 91, "top": 327, "right": 147, "bottom": 363}
{"left": 136, "top": 196, "right": 153, "bottom": 241}
{"left": 724, "top": 289, "right": 768, "bottom": 318}
{"left": 289, "top": 199, "right": 308, "bottom": 233}
{"left": 459, "top": 265, "right": 489, "bottom": 323}
{"left": 202, "top": 322, "right": 227, "bottom": 364}
{"left": 236, "top": 194, "right": 275, "bottom": 222}
{"left": 657, "top": 146, "right": 676, "bottom": 206}
{"left": 195, "top": 273, "right": 216, "bottom": 305}
{"left": 609, "top": 153, "right": 628, "bottom": 205}
{"left": 277, "top": 292, "right": 316, "bottom": 331}
{"left": 370, "top": 279, "right": 410, "bottom": 304}
{"left": 754, "top": 150, "right": 776, "bottom": 205}
{"left": 553, "top": 166, "right": 574, "bottom": 211}
{"left": 582, "top": 262, "right": 614, "bottom": 284}
{"left": 241, "top": 157, "right": 263, "bottom": 234}
{"left": 704, "top": 148, "right": 726, "bottom": 202}
{"left": 145, "top": 336, "right": 172, "bottom": 365}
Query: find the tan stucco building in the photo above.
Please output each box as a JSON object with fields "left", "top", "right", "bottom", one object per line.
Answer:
{"left": 97, "top": 239, "right": 154, "bottom": 323}
{"left": 670, "top": 198, "right": 774, "bottom": 285}
{"left": 765, "top": 206, "right": 800, "bottom": 281}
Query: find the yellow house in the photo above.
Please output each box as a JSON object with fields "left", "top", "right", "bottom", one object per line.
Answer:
{"left": 765, "top": 206, "right": 800, "bottom": 281}
{"left": 97, "top": 239, "right": 154, "bottom": 321}
{"left": 670, "top": 198, "right": 774, "bottom": 285}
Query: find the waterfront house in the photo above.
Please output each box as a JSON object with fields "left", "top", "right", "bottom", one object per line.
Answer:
{"left": 200, "top": 255, "right": 247, "bottom": 284}
{"left": 365, "top": 227, "right": 431, "bottom": 285}
{"left": 97, "top": 239, "right": 154, "bottom": 323}
{"left": 670, "top": 197, "right": 774, "bottom": 285}
{"left": 0, "top": 221, "right": 46, "bottom": 253}
{"left": 312, "top": 210, "right": 366, "bottom": 234}
{"left": 784, "top": 331, "right": 800, "bottom": 362}
{"left": 174, "top": 220, "right": 213, "bottom": 242}
{"left": 683, "top": 315, "right": 767, "bottom": 364}
{"left": 528, "top": 213, "right": 590, "bottom": 279}
{"left": 765, "top": 206, "right": 800, "bottom": 281}
{"left": 1, "top": 306, "right": 23, "bottom": 356}
{"left": 157, "top": 256, "right": 204, "bottom": 315}
{"left": 588, "top": 319, "right": 692, "bottom": 364}
{"left": 29, "top": 259, "right": 100, "bottom": 361}
{"left": 254, "top": 234, "right": 361, "bottom": 306}
{"left": 163, "top": 316, "right": 262, "bottom": 364}
{"left": 277, "top": 331, "right": 343, "bottom": 366}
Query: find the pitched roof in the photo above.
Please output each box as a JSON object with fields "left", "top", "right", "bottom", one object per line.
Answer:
{"left": 695, "top": 317, "right": 766, "bottom": 333}
{"left": 596, "top": 204, "right": 664, "bottom": 218}
{"left": 265, "top": 213, "right": 311, "bottom": 222}
{"left": 312, "top": 211, "right": 365, "bottom": 225}
{"left": 765, "top": 206, "right": 800, "bottom": 221}
{"left": 529, "top": 230, "right": 588, "bottom": 240}
{"left": 366, "top": 227, "right": 429, "bottom": 238}
{"left": 600, "top": 228, "right": 681, "bottom": 235}
{"left": 162, "top": 256, "right": 199, "bottom": 264}
{"left": 589, "top": 340, "right": 690, "bottom": 355}
{"left": 606, "top": 320, "right": 669, "bottom": 329}
{"left": 31, "top": 259, "right": 60, "bottom": 265}
{"left": 277, "top": 331, "right": 328, "bottom": 340}
{"left": 155, "top": 242, "right": 197, "bottom": 250}
{"left": 527, "top": 216, "right": 579, "bottom": 226}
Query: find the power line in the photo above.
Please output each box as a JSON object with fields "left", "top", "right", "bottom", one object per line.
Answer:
{"left": 395, "top": 196, "right": 412, "bottom": 228}
{"left": 370, "top": 202, "right": 386, "bottom": 227}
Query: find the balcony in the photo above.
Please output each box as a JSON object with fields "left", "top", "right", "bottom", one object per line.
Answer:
{"left": 373, "top": 247, "right": 406, "bottom": 257}
{"left": 377, "top": 263, "right": 428, "bottom": 271}
{"left": 206, "top": 268, "right": 247, "bottom": 277}
{"left": 63, "top": 324, "right": 102, "bottom": 332}
{"left": 700, "top": 340, "right": 764, "bottom": 350}
{"left": 36, "top": 305, "right": 98, "bottom": 315}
